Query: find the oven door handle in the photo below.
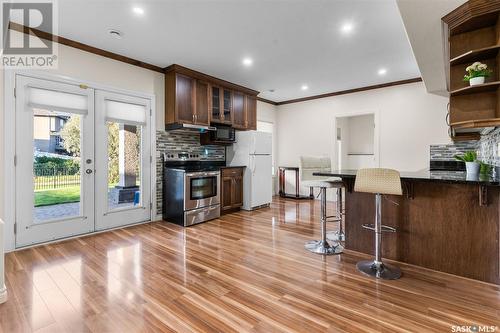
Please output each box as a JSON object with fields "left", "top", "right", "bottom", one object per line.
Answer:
{"left": 186, "top": 171, "right": 220, "bottom": 177}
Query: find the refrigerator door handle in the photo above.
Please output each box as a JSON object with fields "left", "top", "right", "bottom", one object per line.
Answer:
{"left": 251, "top": 155, "right": 256, "bottom": 174}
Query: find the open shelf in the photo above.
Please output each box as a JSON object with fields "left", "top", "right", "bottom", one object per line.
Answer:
{"left": 450, "top": 45, "right": 500, "bottom": 65}
{"left": 450, "top": 81, "right": 500, "bottom": 96}
{"left": 451, "top": 118, "right": 500, "bottom": 129}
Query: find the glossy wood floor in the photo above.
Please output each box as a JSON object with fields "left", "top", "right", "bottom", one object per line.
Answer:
{"left": 1, "top": 197, "right": 500, "bottom": 333}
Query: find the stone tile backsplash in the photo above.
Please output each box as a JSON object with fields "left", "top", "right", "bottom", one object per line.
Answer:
{"left": 430, "top": 141, "right": 478, "bottom": 161}
{"left": 430, "top": 128, "right": 500, "bottom": 166}
{"left": 155, "top": 130, "right": 225, "bottom": 215}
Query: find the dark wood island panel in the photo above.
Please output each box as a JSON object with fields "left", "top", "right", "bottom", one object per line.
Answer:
{"left": 345, "top": 182, "right": 499, "bottom": 283}
{"left": 314, "top": 170, "right": 500, "bottom": 284}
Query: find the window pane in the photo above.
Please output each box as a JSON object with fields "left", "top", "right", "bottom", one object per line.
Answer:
{"left": 107, "top": 122, "right": 142, "bottom": 211}
{"left": 33, "top": 109, "right": 81, "bottom": 223}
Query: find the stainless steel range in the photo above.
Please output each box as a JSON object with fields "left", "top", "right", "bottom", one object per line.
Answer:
{"left": 162, "top": 151, "right": 223, "bottom": 226}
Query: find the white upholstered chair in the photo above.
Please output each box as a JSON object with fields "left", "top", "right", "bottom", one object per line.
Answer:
{"left": 299, "top": 156, "right": 345, "bottom": 255}
{"left": 354, "top": 168, "right": 402, "bottom": 279}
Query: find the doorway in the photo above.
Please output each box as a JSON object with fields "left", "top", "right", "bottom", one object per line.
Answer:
{"left": 334, "top": 113, "right": 378, "bottom": 170}
{"left": 14, "top": 74, "right": 152, "bottom": 247}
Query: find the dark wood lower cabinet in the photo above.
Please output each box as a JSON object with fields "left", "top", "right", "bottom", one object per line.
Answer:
{"left": 221, "top": 167, "right": 244, "bottom": 214}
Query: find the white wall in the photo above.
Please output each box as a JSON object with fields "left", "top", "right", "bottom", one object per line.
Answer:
{"left": 1, "top": 43, "right": 165, "bottom": 251}
{"left": 277, "top": 82, "right": 450, "bottom": 196}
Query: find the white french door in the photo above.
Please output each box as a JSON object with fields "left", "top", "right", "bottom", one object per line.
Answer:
{"left": 15, "top": 76, "right": 95, "bottom": 247}
{"left": 15, "top": 75, "right": 152, "bottom": 247}
{"left": 94, "top": 90, "right": 151, "bottom": 230}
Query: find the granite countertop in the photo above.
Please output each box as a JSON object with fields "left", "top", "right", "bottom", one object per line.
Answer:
{"left": 313, "top": 170, "right": 500, "bottom": 186}
{"left": 220, "top": 166, "right": 246, "bottom": 169}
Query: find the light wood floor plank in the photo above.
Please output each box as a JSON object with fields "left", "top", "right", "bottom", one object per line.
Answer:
{"left": 1, "top": 197, "right": 499, "bottom": 332}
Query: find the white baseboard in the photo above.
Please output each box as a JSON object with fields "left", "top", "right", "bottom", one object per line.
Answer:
{"left": 0, "top": 285, "right": 7, "bottom": 304}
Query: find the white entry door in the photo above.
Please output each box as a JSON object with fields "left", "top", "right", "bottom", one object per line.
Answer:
{"left": 94, "top": 90, "right": 151, "bottom": 230}
{"left": 15, "top": 75, "right": 95, "bottom": 247}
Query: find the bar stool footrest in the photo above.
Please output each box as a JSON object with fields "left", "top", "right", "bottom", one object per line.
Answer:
{"left": 361, "top": 224, "right": 397, "bottom": 233}
{"left": 325, "top": 216, "right": 342, "bottom": 222}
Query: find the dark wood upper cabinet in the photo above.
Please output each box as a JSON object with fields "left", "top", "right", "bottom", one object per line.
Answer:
{"left": 165, "top": 64, "right": 259, "bottom": 130}
{"left": 195, "top": 80, "right": 210, "bottom": 125}
{"left": 211, "top": 86, "right": 222, "bottom": 123}
{"left": 175, "top": 73, "right": 195, "bottom": 124}
{"left": 232, "top": 91, "right": 246, "bottom": 129}
{"left": 246, "top": 95, "right": 257, "bottom": 130}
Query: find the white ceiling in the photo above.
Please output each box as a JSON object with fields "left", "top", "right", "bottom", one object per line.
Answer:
{"left": 51, "top": 0, "right": 420, "bottom": 102}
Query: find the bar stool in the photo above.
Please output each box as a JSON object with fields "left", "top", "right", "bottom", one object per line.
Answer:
{"left": 302, "top": 179, "right": 344, "bottom": 255}
{"left": 354, "top": 168, "right": 402, "bottom": 279}
{"left": 299, "top": 156, "right": 344, "bottom": 254}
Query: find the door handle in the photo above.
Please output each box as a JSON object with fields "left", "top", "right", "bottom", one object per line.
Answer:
{"left": 85, "top": 169, "right": 93, "bottom": 174}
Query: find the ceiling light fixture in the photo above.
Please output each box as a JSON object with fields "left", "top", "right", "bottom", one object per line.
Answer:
{"left": 301, "top": 85, "right": 309, "bottom": 91}
{"left": 378, "top": 68, "right": 387, "bottom": 75}
{"left": 108, "top": 29, "right": 123, "bottom": 39}
{"left": 133, "top": 7, "right": 145, "bottom": 15}
{"left": 242, "top": 57, "right": 253, "bottom": 67}
{"left": 340, "top": 22, "right": 354, "bottom": 34}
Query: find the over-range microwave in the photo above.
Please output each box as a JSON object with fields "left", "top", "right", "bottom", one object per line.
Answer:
{"left": 200, "top": 125, "right": 235, "bottom": 145}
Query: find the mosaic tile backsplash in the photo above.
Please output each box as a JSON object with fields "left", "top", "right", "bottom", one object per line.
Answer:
{"left": 430, "top": 141, "right": 478, "bottom": 161}
{"left": 155, "top": 130, "right": 225, "bottom": 215}
{"left": 430, "top": 128, "right": 500, "bottom": 167}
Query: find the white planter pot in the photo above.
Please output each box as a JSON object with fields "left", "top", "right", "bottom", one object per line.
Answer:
{"left": 466, "top": 161, "right": 480, "bottom": 175}
{"left": 469, "top": 76, "right": 485, "bottom": 86}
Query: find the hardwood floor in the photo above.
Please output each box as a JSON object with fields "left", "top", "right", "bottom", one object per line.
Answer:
{"left": 1, "top": 197, "right": 499, "bottom": 332}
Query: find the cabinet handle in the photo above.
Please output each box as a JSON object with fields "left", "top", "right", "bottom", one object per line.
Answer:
{"left": 192, "top": 114, "right": 195, "bottom": 122}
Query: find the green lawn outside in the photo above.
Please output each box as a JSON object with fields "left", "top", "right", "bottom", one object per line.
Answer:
{"left": 34, "top": 183, "right": 140, "bottom": 207}
{"left": 35, "top": 186, "right": 81, "bottom": 207}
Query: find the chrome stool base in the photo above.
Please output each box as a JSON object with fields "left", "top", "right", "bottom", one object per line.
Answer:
{"left": 356, "top": 260, "right": 402, "bottom": 280}
{"left": 305, "top": 240, "right": 344, "bottom": 255}
{"left": 327, "top": 230, "right": 345, "bottom": 242}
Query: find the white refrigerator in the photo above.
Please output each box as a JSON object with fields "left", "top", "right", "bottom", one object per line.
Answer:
{"left": 227, "top": 131, "right": 273, "bottom": 210}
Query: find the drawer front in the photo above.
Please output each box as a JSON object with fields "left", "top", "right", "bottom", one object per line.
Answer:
{"left": 222, "top": 167, "right": 244, "bottom": 177}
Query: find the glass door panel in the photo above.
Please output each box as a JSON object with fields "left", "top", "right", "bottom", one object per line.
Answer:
{"left": 211, "top": 86, "right": 221, "bottom": 122}
{"left": 223, "top": 89, "right": 231, "bottom": 122}
{"left": 33, "top": 109, "right": 82, "bottom": 223}
{"left": 106, "top": 121, "right": 142, "bottom": 211}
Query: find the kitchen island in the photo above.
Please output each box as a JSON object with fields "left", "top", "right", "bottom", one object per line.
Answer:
{"left": 313, "top": 170, "right": 500, "bottom": 284}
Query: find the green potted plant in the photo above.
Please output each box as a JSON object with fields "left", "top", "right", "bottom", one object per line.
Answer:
{"left": 454, "top": 151, "right": 479, "bottom": 174}
{"left": 463, "top": 61, "right": 492, "bottom": 86}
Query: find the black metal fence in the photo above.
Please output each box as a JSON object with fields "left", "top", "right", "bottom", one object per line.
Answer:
{"left": 33, "top": 167, "right": 81, "bottom": 191}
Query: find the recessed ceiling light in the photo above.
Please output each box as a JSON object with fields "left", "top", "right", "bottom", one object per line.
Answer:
{"left": 108, "top": 29, "right": 123, "bottom": 39}
{"left": 340, "top": 22, "right": 354, "bottom": 34}
{"left": 378, "top": 68, "right": 387, "bottom": 75}
{"left": 242, "top": 57, "right": 253, "bottom": 67}
{"left": 268, "top": 89, "right": 275, "bottom": 93}
{"left": 301, "top": 85, "right": 309, "bottom": 91}
{"left": 132, "top": 7, "right": 144, "bottom": 15}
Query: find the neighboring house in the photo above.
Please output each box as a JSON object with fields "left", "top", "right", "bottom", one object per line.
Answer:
{"left": 33, "top": 109, "right": 69, "bottom": 154}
